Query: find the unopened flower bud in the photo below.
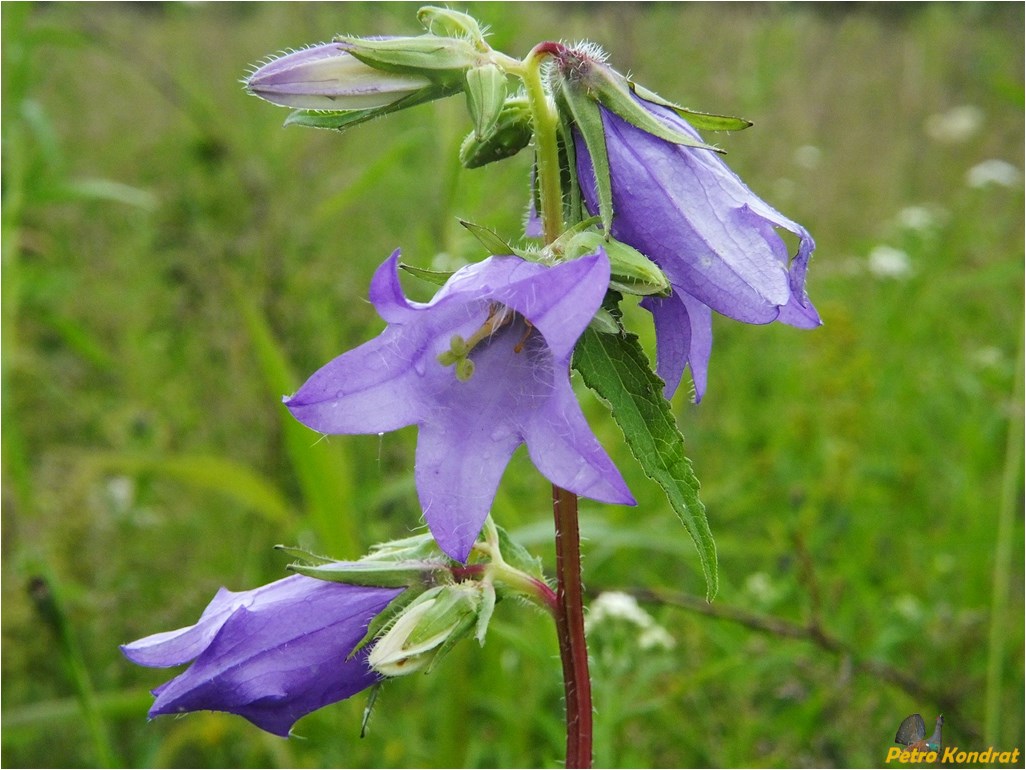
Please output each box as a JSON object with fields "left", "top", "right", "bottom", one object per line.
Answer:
{"left": 459, "top": 96, "right": 533, "bottom": 169}
{"left": 465, "top": 64, "right": 507, "bottom": 139}
{"left": 416, "top": 6, "right": 487, "bottom": 44}
{"left": 368, "top": 584, "right": 482, "bottom": 677}
{"left": 246, "top": 42, "right": 434, "bottom": 111}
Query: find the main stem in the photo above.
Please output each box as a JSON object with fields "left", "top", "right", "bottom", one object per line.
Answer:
{"left": 520, "top": 44, "right": 593, "bottom": 768}
{"left": 552, "top": 485, "right": 593, "bottom": 768}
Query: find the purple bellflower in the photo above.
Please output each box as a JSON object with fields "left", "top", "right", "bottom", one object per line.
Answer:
{"left": 575, "top": 97, "right": 821, "bottom": 402}
{"left": 121, "top": 574, "right": 402, "bottom": 737}
{"left": 284, "top": 249, "right": 635, "bottom": 562}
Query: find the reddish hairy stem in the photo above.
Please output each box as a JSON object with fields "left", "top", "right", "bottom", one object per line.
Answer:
{"left": 552, "top": 484, "right": 593, "bottom": 768}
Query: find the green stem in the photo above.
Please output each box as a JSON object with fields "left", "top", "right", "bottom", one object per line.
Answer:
{"left": 984, "top": 319, "right": 1024, "bottom": 745}
{"left": 521, "top": 44, "right": 565, "bottom": 244}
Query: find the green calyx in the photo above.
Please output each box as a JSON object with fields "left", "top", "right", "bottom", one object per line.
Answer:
{"left": 284, "top": 81, "right": 461, "bottom": 133}
{"left": 459, "top": 95, "right": 533, "bottom": 168}
{"left": 551, "top": 44, "right": 750, "bottom": 234}
{"left": 563, "top": 231, "right": 671, "bottom": 297}
{"left": 333, "top": 34, "right": 485, "bottom": 85}
{"left": 416, "top": 6, "right": 488, "bottom": 45}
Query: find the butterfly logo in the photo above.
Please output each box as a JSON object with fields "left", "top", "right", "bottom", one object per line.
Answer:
{"left": 894, "top": 713, "right": 944, "bottom": 752}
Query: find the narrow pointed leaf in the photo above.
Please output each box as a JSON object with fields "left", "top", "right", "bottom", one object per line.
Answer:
{"left": 399, "top": 262, "right": 455, "bottom": 287}
{"left": 630, "top": 81, "right": 753, "bottom": 132}
{"left": 457, "top": 219, "right": 518, "bottom": 256}
{"left": 560, "top": 89, "right": 613, "bottom": 232}
{"left": 284, "top": 82, "right": 461, "bottom": 132}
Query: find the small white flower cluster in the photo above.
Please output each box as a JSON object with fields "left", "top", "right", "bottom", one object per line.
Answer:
{"left": 867, "top": 245, "right": 914, "bottom": 279}
{"left": 586, "top": 591, "right": 676, "bottom": 651}
{"left": 966, "top": 159, "right": 1023, "bottom": 189}
{"left": 924, "top": 104, "right": 984, "bottom": 144}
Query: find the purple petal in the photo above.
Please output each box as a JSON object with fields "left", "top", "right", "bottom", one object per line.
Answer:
{"left": 522, "top": 377, "right": 635, "bottom": 505}
{"left": 415, "top": 423, "right": 520, "bottom": 562}
{"left": 678, "top": 292, "right": 713, "bottom": 402}
{"left": 641, "top": 293, "right": 691, "bottom": 401}
{"left": 368, "top": 249, "right": 421, "bottom": 323}
{"left": 283, "top": 329, "right": 425, "bottom": 434}
{"left": 575, "top": 97, "right": 819, "bottom": 327}
{"left": 490, "top": 252, "right": 610, "bottom": 359}
{"left": 641, "top": 290, "right": 713, "bottom": 402}
{"left": 124, "top": 575, "right": 402, "bottom": 737}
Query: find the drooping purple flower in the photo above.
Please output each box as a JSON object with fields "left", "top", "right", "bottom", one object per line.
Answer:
{"left": 575, "top": 96, "right": 821, "bottom": 401}
{"left": 121, "top": 575, "right": 402, "bottom": 737}
{"left": 284, "top": 249, "right": 635, "bottom": 562}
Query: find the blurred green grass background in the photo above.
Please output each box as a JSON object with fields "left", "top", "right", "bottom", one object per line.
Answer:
{"left": 2, "top": 2, "right": 1022, "bottom": 767}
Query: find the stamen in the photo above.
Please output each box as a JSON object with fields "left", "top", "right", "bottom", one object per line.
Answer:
{"left": 436, "top": 303, "right": 523, "bottom": 381}
{"left": 513, "top": 320, "right": 535, "bottom": 354}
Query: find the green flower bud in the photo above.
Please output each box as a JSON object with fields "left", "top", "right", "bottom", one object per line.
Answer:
{"left": 465, "top": 64, "right": 508, "bottom": 139}
{"left": 459, "top": 96, "right": 533, "bottom": 169}
{"left": 368, "top": 584, "right": 482, "bottom": 677}
{"left": 416, "top": 6, "right": 487, "bottom": 45}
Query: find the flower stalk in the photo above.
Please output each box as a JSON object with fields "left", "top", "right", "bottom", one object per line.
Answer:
{"left": 522, "top": 43, "right": 565, "bottom": 244}
{"left": 521, "top": 42, "right": 595, "bottom": 769}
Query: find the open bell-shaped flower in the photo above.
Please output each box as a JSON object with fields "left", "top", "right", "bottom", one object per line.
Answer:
{"left": 283, "top": 249, "right": 635, "bottom": 562}
{"left": 121, "top": 575, "right": 403, "bottom": 737}
{"left": 551, "top": 44, "right": 821, "bottom": 401}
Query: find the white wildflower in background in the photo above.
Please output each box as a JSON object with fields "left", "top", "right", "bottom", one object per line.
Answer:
{"left": 743, "top": 571, "right": 783, "bottom": 606}
{"left": 586, "top": 591, "right": 675, "bottom": 651}
{"left": 893, "top": 593, "right": 924, "bottom": 623}
{"left": 966, "top": 159, "right": 1023, "bottom": 189}
{"left": 867, "top": 245, "right": 914, "bottom": 279}
{"left": 924, "top": 104, "right": 984, "bottom": 143}
{"left": 969, "top": 346, "right": 1004, "bottom": 370}
{"left": 792, "top": 144, "right": 822, "bottom": 170}
{"left": 894, "top": 204, "right": 946, "bottom": 233}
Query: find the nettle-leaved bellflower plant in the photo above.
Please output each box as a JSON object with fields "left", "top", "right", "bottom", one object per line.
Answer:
{"left": 127, "top": 8, "right": 820, "bottom": 765}
{"left": 284, "top": 248, "right": 635, "bottom": 563}
{"left": 121, "top": 575, "right": 403, "bottom": 737}
{"left": 550, "top": 44, "right": 821, "bottom": 401}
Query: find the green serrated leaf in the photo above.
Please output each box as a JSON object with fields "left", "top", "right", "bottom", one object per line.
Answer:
{"left": 572, "top": 325, "right": 718, "bottom": 599}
